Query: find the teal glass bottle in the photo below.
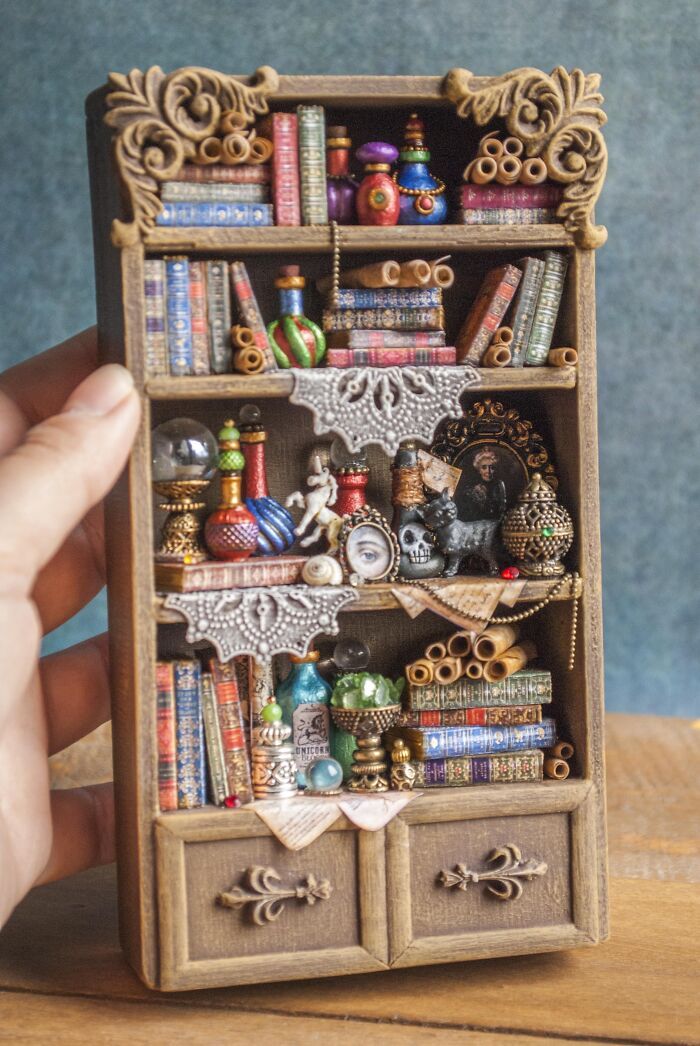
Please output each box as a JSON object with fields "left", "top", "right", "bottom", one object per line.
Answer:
{"left": 276, "top": 649, "right": 332, "bottom": 787}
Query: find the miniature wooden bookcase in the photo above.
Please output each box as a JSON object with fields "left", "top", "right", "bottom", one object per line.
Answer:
{"left": 86, "top": 66, "right": 608, "bottom": 991}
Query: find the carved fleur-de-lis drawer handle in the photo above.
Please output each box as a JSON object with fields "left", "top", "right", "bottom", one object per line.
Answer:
{"left": 217, "top": 865, "right": 332, "bottom": 926}
{"left": 438, "top": 844, "right": 548, "bottom": 901}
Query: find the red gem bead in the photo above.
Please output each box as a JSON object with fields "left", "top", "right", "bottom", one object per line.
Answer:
{"left": 223, "top": 794, "right": 241, "bottom": 809}
{"left": 418, "top": 194, "right": 433, "bottom": 212}
{"left": 501, "top": 566, "right": 520, "bottom": 580}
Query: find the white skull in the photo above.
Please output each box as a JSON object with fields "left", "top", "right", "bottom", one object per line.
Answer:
{"left": 399, "top": 521, "right": 434, "bottom": 565}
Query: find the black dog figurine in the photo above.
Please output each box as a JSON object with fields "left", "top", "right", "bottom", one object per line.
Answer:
{"left": 419, "top": 489, "right": 501, "bottom": 577}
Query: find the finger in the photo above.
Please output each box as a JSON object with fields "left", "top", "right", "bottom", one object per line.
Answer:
{"left": 0, "top": 388, "right": 27, "bottom": 457}
{"left": 0, "top": 364, "right": 140, "bottom": 596}
{"left": 40, "top": 633, "right": 111, "bottom": 755}
{"left": 0, "top": 328, "right": 97, "bottom": 451}
{"left": 32, "top": 503, "right": 105, "bottom": 634}
{"left": 36, "top": 782, "right": 115, "bottom": 885}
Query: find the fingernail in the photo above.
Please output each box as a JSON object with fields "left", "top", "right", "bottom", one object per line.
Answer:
{"left": 64, "top": 364, "right": 135, "bottom": 416}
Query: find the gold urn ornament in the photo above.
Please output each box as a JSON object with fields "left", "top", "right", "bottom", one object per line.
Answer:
{"left": 501, "top": 473, "right": 574, "bottom": 577}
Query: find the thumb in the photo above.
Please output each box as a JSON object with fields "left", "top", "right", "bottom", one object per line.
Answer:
{"left": 0, "top": 364, "right": 140, "bottom": 596}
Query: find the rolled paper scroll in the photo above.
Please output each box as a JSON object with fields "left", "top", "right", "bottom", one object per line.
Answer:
{"left": 231, "top": 324, "right": 256, "bottom": 350}
{"left": 233, "top": 346, "right": 266, "bottom": 375}
{"left": 433, "top": 657, "right": 463, "bottom": 685}
{"left": 428, "top": 260, "right": 455, "bottom": 289}
{"left": 446, "top": 630, "right": 472, "bottom": 658}
{"left": 483, "top": 343, "right": 512, "bottom": 368}
{"left": 548, "top": 347, "right": 579, "bottom": 367}
{"left": 468, "top": 156, "right": 498, "bottom": 184}
{"left": 397, "top": 260, "right": 432, "bottom": 287}
{"left": 544, "top": 757, "right": 570, "bottom": 780}
{"left": 550, "top": 740, "right": 575, "bottom": 761}
{"left": 492, "top": 326, "right": 514, "bottom": 346}
{"left": 478, "top": 133, "right": 503, "bottom": 159}
{"left": 316, "top": 260, "right": 400, "bottom": 294}
{"left": 195, "top": 137, "right": 223, "bottom": 164}
{"left": 425, "top": 641, "right": 448, "bottom": 662}
{"left": 219, "top": 110, "right": 248, "bottom": 135}
{"left": 503, "top": 136, "right": 524, "bottom": 157}
{"left": 248, "top": 135, "right": 274, "bottom": 164}
{"left": 520, "top": 158, "right": 548, "bottom": 185}
{"left": 406, "top": 659, "right": 434, "bottom": 686}
{"left": 483, "top": 641, "right": 537, "bottom": 683}
{"left": 473, "top": 624, "right": 521, "bottom": 661}
{"left": 221, "top": 132, "right": 250, "bottom": 165}
{"left": 463, "top": 657, "right": 484, "bottom": 680}
{"left": 495, "top": 156, "right": 522, "bottom": 185}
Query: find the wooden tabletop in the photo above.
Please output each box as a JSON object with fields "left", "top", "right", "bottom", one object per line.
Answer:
{"left": 1, "top": 712, "right": 699, "bottom": 1045}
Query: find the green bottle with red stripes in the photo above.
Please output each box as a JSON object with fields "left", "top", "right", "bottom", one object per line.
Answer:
{"left": 267, "top": 266, "right": 326, "bottom": 368}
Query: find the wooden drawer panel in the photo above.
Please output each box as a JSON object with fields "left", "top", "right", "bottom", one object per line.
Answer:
{"left": 155, "top": 811, "right": 388, "bottom": 990}
{"left": 387, "top": 780, "right": 599, "bottom": 968}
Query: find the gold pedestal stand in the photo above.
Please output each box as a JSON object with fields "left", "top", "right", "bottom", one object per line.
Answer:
{"left": 153, "top": 478, "right": 211, "bottom": 562}
{"left": 331, "top": 704, "right": 402, "bottom": 793}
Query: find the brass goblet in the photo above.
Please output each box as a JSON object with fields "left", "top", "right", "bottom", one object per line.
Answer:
{"left": 330, "top": 704, "right": 402, "bottom": 793}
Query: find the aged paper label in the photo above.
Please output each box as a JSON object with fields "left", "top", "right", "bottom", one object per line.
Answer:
{"left": 392, "top": 578, "right": 525, "bottom": 632}
{"left": 337, "top": 792, "right": 419, "bottom": 831}
{"left": 417, "top": 450, "right": 462, "bottom": 496}
{"left": 253, "top": 797, "right": 341, "bottom": 850}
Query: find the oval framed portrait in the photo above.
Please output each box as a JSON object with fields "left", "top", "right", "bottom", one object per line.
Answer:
{"left": 338, "top": 507, "right": 400, "bottom": 585}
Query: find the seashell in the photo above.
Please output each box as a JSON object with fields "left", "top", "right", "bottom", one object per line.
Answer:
{"left": 302, "top": 554, "right": 343, "bottom": 586}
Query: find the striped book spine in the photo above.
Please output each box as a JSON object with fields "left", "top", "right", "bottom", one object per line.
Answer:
{"left": 525, "top": 250, "right": 569, "bottom": 366}
{"left": 156, "top": 202, "right": 274, "bottom": 227}
{"left": 328, "top": 329, "right": 447, "bottom": 349}
{"left": 334, "top": 287, "right": 442, "bottom": 309}
{"left": 405, "top": 668, "right": 553, "bottom": 712}
{"left": 200, "top": 672, "right": 228, "bottom": 805}
{"left": 229, "top": 261, "right": 277, "bottom": 371}
{"left": 326, "top": 346, "right": 456, "bottom": 368}
{"left": 210, "top": 659, "right": 253, "bottom": 803}
{"left": 455, "top": 264, "right": 522, "bottom": 364}
{"left": 507, "top": 256, "right": 546, "bottom": 367}
{"left": 458, "top": 207, "right": 557, "bottom": 225}
{"left": 173, "top": 660, "right": 206, "bottom": 809}
{"left": 161, "top": 181, "right": 271, "bottom": 203}
{"left": 176, "top": 164, "right": 271, "bottom": 183}
{"left": 206, "top": 260, "right": 232, "bottom": 373}
{"left": 156, "top": 661, "right": 177, "bottom": 812}
{"left": 399, "top": 705, "right": 543, "bottom": 728}
{"left": 164, "top": 257, "right": 193, "bottom": 375}
{"left": 459, "top": 183, "right": 562, "bottom": 209}
{"left": 143, "top": 259, "right": 167, "bottom": 376}
{"left": 411, "top": 749, "right": 544, "bottom": 787}
{"left": 188, "top": 260, "right": 210, "bottom": 375}
{"left": 323, "top": 306, "right": 445, "bottom": 332}
{"left": 260, "top": 112, "right": 301, "bottom": 226}
{"left": 297, "top": 105, "right": 328, "bottom": 225}
{"left": 389, "top": 717, "right": 556, "bottom": 760}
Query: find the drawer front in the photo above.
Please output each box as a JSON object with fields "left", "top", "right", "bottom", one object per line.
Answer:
{"left": 387, "top": 783, "right": 599, "bottom": 966}
{"left": 156, "top": 814, "right": 387, "bottom": 989}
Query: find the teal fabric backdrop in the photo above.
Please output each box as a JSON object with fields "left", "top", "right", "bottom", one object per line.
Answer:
{"left": 1, "top": 0, "right": 698, "bottom": 714}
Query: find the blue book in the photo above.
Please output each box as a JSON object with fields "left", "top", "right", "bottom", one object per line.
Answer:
{"left": 389, "top": 717, "right": 556, "bottom": 760}
{"left": 157, "top": 201, "right": 274, "bottom": 227}
{"left": 173, "top": 660, "right": 206, "bottom": 808}
{"left": 164, "top": 257, "right": 193, "bottom": 376}
{"left": 334, "top": 287, "right": 442, "bottom": 310}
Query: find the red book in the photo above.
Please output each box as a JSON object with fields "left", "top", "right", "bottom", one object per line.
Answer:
{"left": 188, "top": 260, "right": 210, "bottom": 374}
{"left": 259, "top": 113, "right": 301, "bottom": 226}
{"left": 176, "top": 164, "right": 271, "bottom": 184}
{"left": 229, "top": 261, "right": 277, "bottom": 372}
{"left": 156, "top": 662, "right": 177, "bottom": 812}
{"left": 460, "top": 183, "right": 562, "bottom": 209}
{"left": 455, "top": 264, "right": 522, "bottom": 364}
{"left": 209, "top": 659, "right": 253, "bottom": 803}
{"left": 326, "top": 346, "right": 456, "bottom": 368}
{"left": 400, "top": 705, "right": 543, "bottom": 728}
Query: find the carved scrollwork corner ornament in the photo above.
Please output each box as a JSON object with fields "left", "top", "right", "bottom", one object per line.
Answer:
{"left": 444, "top": 66, "right": 608, "bottom": 249}
{"left": 439, "top": 844, "right": 548, "bottom": 901}
{"left": 217, "top": 865, "right": 332, "bottom": 926}
{"left": 104, "top": 65, "right": 279, "bottom": 245}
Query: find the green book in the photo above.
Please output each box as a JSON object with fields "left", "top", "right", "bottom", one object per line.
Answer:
{"left": 405, "top": 668, "right": 552, "bottom": 712}
{"left": 508, "top": 256, "right": 545, "bottom": 367}
{"left": 524, "top": 250, "right": 569, "bottom": 366}
{"left": 297, "top": 105, "right": 328, "bottom": 226}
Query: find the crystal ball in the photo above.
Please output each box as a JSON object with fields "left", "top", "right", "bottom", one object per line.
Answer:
{"left": 333, "top": 638, "right": 370, "bottom": 672}
{"left": 330, "top": 437, "right": 367, "bottom": 470}
{"left": 151, "top": 418, "right": 218, "bottom": 483}
{"left": 306, "top": 757, "right": 343, "bottom": 793}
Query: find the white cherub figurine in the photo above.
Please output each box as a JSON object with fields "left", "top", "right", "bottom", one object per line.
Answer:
{"left": 286, "top": 454, "right": 343, "bottom": 550}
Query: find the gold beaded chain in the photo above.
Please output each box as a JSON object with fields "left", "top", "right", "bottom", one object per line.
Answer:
{"left": 391, "top": 172, "right": 446, "bottom": 196}
{"left": 330, "top": 219, "right": 341, "bottom": 311}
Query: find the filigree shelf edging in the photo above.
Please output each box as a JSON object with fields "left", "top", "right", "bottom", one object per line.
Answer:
{"left": 162, "top": 584, "right": 357, "bottom": 662}
{"left": 444, "top": 65, "right": 607, "bottom": 249}
{"left": 290, "top": 365, "right": 482, "bottom": 456}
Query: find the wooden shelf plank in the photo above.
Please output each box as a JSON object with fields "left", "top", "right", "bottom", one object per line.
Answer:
{"left": 154, "top": 575, "right": 582, "bottom": 623}
{"left": 146, "top": 366, "right": 576, "bottom": 400}
{"left": 144, "top": 224, "right": 574, "bottom": 254}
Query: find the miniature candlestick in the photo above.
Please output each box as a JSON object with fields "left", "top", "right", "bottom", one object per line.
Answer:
{"left": 355, "top": 142, "right": 400, "bottom": 226}
{"left": 326, "top": 125, "right": 357, "bottom": 224}
{"left": 238, "top": 403, "right": 296, "bottom": 555}
{"left": 267, "top": 266, "right": 326, "bottom": 368}
{"left": 204, "top": 420, "right": 259, "bottom": 562}
{"left": 394, "top": 113, "right": 447, "bottom": 225}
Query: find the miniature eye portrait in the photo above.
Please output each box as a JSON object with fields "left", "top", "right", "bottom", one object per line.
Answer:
{"left": 345, "top": 524, "right": 393, "bottom": 580}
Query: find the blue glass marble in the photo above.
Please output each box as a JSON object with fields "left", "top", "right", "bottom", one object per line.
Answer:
{"left": 306, "top": 757, "right": 344, "bottom": 793}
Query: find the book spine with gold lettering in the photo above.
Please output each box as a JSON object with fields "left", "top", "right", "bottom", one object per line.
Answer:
{"left": 210, "top": 658, "right": 253, "bottom": 804}
{"left": 156, "top": 661, "right": 177, "bottom": 812}
{"left": 173, "top": 659, "right": 206, "bottom": 809}
{"left": 411, "top": 749, "right": 544, "bottom": 787}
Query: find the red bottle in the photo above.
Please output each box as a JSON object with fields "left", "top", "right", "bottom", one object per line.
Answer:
{"left": 204, "top": 420, "right": 259, "bottom": 562}
{"left": 355, "top": 142, "right": 400, "bottom": 226}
